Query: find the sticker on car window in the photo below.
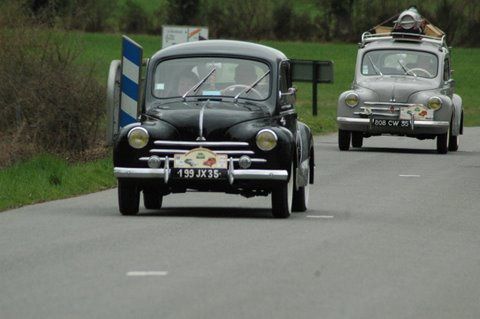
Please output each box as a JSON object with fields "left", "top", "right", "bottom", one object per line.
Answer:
{"left": 155, "top": 83, "right": 165, "bottom": 90}
{"left": 202, "top": 90, "right": 221, "bottom": 96}
{"left": 362, "top": 65, "right": 368, "bottom": 74}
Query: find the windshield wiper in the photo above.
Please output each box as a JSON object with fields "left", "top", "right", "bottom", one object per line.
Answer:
{"left": 368, "top": 56, "right": 383, "bottom": 76}
{"left": 182, "top": 68, "right": 216, "bottom": 101}
{"left": 397, "top": 60, "right": 417, "bottom": 78}
{"left": 234, "top": 70, "right": 270, "bottom": 103}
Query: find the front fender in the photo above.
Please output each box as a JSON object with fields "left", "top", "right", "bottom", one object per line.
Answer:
{"left": 337, "top": 88, "right": 378, "bottom": 117}
{"left": 226, "top": 119, "right": 295, "bottom": 172}
{"left": 452, "top": 94, "right": 463, "bottom": 136}
{"left": 113, "top": 119, "right": 179, "bottom": 167}
{"left": 296, "top": 122, "right": 313, "bottom": 187}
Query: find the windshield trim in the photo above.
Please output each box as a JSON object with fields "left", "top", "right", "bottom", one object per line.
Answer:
{"left": 150, "top": 55, "right": 273, "bottom": 102}
{"left": 360, "top": 49, "right": 439, "bottom": 79}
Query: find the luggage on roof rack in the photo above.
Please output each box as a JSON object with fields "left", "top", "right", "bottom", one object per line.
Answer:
{"left": 360, "top": 7, "right": 447, "bottom": 48}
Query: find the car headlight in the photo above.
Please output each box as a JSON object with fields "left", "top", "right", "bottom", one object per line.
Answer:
{"left": 345, "top": 93, "right": 359, "bottom": 107}
{"left": 256, "top": 129, "right": 277, "bottom": 151}
{"left": 127, "top": 127, "right": 149, "bottom": 149}
{"left": 427, "top": 96, "right": 442, "bottom": 110}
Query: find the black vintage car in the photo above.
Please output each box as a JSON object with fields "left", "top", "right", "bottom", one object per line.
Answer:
{"left": 113, "top": 40, "right": 314, "bottom": 218}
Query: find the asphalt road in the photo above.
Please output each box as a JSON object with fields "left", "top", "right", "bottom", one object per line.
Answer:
{"left": 2, "top": 128, "right": 480, "bottom": 319}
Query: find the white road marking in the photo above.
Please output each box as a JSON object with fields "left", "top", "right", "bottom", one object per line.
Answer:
{"left": 126, "top": 271, "right": 168, "bottom": 276}
{"left": 399, "top": 174, "right": 421, "bottom": 177}
{"left": 306, "top": 215, "right": 334, "bottom": 219}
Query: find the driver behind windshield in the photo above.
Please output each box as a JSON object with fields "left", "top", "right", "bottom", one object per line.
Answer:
{"left": 414, "top": 55, "right": 436, "bottom": 76}
{"left": 174, "top": 69, "right": 199, "bottom": 96}
{"left": 234, "top": 63, "right": 257, "bottom": 85}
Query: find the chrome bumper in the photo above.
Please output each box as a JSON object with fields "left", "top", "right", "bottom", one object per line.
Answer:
{"left": 337, "top": 117, "right": 449, "bottom": 129}
{"left": 114, "top": 167, "right": 288, "bottom": 183}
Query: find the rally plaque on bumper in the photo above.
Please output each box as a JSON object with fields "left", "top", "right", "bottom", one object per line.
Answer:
{"left": 173, "top": 148, "right": 228, "bottom": 180}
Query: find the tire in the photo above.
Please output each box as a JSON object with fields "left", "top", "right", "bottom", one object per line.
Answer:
{"left": 436, "top": 130, "right": 448, "bottom": 154}
{"left": 338, "top": 129, "right": 351, "bottom": 151}
{"left": 448, "top": 133, "right": 459, "bottom": 151}
{"left": 351, "top": 132, "right": 363, "bottom": 148}
{"left": 292, "top": 163, "right": 310, "bottom": 212}
{"left": 118, "top": 179, "right": 140, "bottom": 215}
{"left": 448, "top": 120, "right": 459, "bottom": 151}
{"left": 271, "top": 165, "right": 294, "bottom": 218}
{"left": 143, "top": 190, "right": 163, "bottom": 210}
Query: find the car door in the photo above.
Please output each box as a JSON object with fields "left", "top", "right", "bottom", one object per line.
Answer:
{"left": 277, "top": 60, "right": 297, "bottom": 135}
{"left": 442, "top": 56, "right": 454, "bottom": 98}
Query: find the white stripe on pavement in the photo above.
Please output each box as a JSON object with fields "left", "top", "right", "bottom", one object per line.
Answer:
{"left": 126, "top": 271, "right": 168, "bottom": 276}
{"left": 306, "top": 215, "right": 334, "bottom": 219}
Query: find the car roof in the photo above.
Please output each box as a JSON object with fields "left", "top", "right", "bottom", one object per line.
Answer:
{"left": 361, "top": 38, "right": 446, "bottom": 55}
{"left": 150, "top": 40, "right": 287, "bottom": 63}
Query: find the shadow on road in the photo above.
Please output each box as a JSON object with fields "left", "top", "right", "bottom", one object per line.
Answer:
{"left": 136, "top": 207, "right": 274, "bottom": 219}
{"left": 351, "top": 147, "right": 438, "bottom": 154}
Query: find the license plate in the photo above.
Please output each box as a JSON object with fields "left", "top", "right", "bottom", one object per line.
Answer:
{"left": 173, "top": 147, "right": 228, "bottom": 180}
{"left": 372, "top": 119, "right": 411, "bottom": 128}
{"left": 173, "top": 168, "right": 227, "bottom": 179}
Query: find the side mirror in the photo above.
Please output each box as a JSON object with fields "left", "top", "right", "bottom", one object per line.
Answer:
{"left": 446, "top": 78, "right": 455, "bottom": 87}
{"left": 281, "top": 87, "right": 297, "bottom": 97}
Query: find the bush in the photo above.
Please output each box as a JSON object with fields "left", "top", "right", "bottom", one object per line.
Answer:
{"left": 0, "top": 3, "right": 105, "bottom": 167}
{"left": 25, "top": 0, "right": 116, "bottom": 32}
{"left": 119, "top": 0, "right": 152, "bottom": 34}
{"left": 165, "top": 0, "right": 200, "bottom": 25}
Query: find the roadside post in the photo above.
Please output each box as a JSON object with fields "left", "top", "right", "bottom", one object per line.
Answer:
{"left": 119, "top": 36, "right": 143, "bottom": 128}
{"left": 291, "top": 60, "right": 334, "bottom": 116}
{"left": 106, "top": 36, "right": 143, "bottom": 145}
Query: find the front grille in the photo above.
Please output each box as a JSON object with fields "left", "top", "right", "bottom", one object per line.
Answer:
{"left": 355, "top": 101, "right": 421, "bottom": 118}
{"left": 138, "top": 140, "right": 266, "bottom": 167}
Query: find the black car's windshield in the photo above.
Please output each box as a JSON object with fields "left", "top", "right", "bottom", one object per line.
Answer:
{"left": 362, "top": 50, "right": 438, "bottom": 78}
{"left": 153, "top": 57, "right": 271, "bottom": 100}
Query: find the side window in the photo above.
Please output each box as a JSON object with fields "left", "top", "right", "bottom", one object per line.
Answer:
{"left": 443, "top": 58, "right": 451, "bottom": 81}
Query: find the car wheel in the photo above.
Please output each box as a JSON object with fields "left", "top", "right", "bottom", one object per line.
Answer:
{"left": 338, "top": 129, "right": 351, "bottom": 151}
{"left": 271, "top": 165, "right": 293, "bottom": 218}
{"left": 448, "top": 121, "right": 459, "bottom": 151}
{"left": 143, "top": 189, "right": 163, "bottom": 210}
{"left": 436, "top": 130, "right": 448, "bottom": 154}
{"left": 292, "top": 162, "right": 310, "bottom": 212}
{"left": 118, "top": 179, "right": 140, "bottom": 215}
{"left": 448, "top": 133, "right": 459, "bottom": 151}
{"left": 351, "top": 132, "right": 363, "bottom": 148}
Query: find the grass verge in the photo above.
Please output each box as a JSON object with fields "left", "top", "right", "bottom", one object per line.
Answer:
{"left": 0, "top": 154, "right": 116, "bottom": 212}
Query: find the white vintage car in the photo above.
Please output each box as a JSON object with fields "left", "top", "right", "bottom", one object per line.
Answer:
{"left": 337, "top": 7, "right": 463, "bottom": 154}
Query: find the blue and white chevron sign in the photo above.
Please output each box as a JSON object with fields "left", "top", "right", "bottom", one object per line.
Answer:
{"left": 120, "top": 36, "right": 143, "bottom": 128}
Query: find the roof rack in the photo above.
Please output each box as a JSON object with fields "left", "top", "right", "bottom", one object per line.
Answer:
{"left": 361, "top": 32, "right": 447, "bottom": 48}
{"left": 360, "top": 7, "right": 448, "bottom": 49}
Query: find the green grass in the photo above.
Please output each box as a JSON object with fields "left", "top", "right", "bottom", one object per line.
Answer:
{"left": 74, "top": 32, "right": 480, "bottom": 133}
{"left": 0, "top": 154, "right": 116, "bottom": 212}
